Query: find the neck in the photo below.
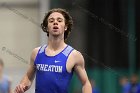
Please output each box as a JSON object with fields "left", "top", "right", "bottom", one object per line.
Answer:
{"left": 48, "top": 36, "right": 66, "bottom": 50}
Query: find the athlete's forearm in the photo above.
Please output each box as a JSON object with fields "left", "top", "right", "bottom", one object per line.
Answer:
{"left": 20, "top": 74, "right": 32, "bottom": 86}
{"left": 82, "top": 81, "right": 92, "bottom": 93}
{"left": 20, "top": 64, "right": 36, "bottom": 86}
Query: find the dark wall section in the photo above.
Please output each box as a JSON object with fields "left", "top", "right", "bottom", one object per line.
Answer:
{"left": 87, "top": 0, "right": 129, "bottom": 68}
{"left": 136, "top": 0, "right": 140, "bottom": 70}
{"left": 49, "top": 0, "right": 139, "bottom": 69}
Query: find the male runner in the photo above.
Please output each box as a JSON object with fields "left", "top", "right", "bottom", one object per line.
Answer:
{"left": 14, "top": 8, "right": 92, "bottom": 93}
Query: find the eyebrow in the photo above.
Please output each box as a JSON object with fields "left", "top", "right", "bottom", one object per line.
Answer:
{"left": 48, "top": 17, "right": 63, "bottom": 20}
{"left": 48, "top": 18, "right": 54, "bottom": 21}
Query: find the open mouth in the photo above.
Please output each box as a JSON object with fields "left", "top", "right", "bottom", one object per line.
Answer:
{"left": 53, "top": 26, "right": 59, "bottom": 29}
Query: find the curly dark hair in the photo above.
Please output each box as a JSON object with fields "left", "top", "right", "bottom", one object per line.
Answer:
{"left": 41, "top": 8, "right": 73, "bottom": 40}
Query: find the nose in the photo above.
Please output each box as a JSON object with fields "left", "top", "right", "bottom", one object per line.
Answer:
{"left": 53, "top": 20, "right": 58, "bottom": 25}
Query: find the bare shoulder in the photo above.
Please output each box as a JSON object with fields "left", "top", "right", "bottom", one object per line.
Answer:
{"left": 71, "top": 50, "right": 83, "bottom": 58}
{"left": 71, "top": 50, "right": 84, "bottom": 66}
{"left": 30, "top": 47, "right": 41, "bottom": 63}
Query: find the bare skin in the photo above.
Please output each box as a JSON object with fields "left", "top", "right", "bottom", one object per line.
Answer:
{"left": 14, "top": 12, "right": 92, "bottom": 93}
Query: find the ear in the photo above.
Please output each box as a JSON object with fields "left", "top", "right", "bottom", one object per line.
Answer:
{"left": 46, "top": 27, "right": 49, "bottom": 32}
{"left": 64, "top": 26, "right": 67, "bottom": 31}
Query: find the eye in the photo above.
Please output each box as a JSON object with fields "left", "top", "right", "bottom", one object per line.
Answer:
{"left": 48, "top": 18, "right": 54, "bottom": 23}
{"left": 57, "top": 18, "right": 63, "bottom": 22}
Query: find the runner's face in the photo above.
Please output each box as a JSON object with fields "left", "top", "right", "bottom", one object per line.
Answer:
{"left": 47, "top": 12, "right": 66, "bottom": 37}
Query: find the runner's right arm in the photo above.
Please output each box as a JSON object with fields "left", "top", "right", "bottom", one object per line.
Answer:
{"left": 14, "top": 47, "right": 39, "bottom": 93}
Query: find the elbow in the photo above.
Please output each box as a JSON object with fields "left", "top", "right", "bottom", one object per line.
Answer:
{"left": 85, "top": 80, "right": 92, "bottom": 88}
{"left": 82, "top": 79, "right": 91, "bottom": 87}
{"left": 82, "top": 79, "right": 92, "bottom": 93}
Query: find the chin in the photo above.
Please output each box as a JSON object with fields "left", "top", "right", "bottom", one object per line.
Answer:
{"left": 52, "top": 34, "right": 61, "bottom": 37}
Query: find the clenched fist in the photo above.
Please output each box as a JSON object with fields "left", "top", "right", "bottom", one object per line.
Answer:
{"left": 14, "top": 84, "right": 29, "bottom": 93}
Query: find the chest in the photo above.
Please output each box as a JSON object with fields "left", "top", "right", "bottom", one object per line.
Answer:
{"left": 36, "top": 54, "right": 68, "bottom": 73}
{"left": 35, "top": 53, "right": 75, "bottom": 73}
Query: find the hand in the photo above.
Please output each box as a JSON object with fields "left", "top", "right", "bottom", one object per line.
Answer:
{"left": 14, "top": 84, "right": 29, "bottom": 93}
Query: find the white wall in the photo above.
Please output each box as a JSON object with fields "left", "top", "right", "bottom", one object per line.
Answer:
{"left": 0, "top": 0, "right": 49, "bottom": 92}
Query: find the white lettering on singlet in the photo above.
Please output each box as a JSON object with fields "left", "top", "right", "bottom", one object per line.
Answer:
{"left": 36, "top": 64, "right": 63, "bottom": 73}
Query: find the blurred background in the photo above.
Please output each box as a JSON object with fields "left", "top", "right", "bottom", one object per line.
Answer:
{"left": 0, "top": 0, "right": 140, "bottom": 93}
